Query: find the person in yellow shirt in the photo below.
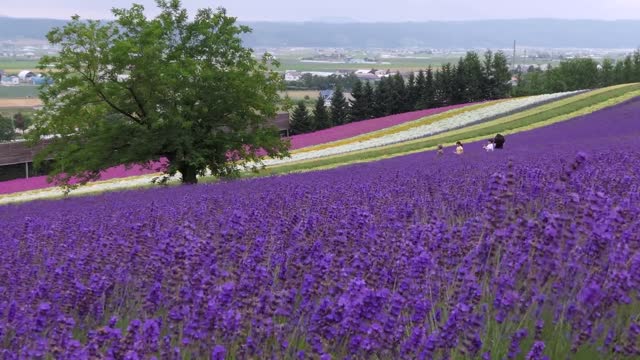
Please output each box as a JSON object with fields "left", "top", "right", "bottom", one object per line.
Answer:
{"left": 454, "top": 141, "right": 464, "bottom": 155}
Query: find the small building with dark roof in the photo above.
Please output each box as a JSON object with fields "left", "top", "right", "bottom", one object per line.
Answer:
{"left": 0, "top": 113, "right": 291, "bottom": 182}
{"left": 0, "top": 140, "right": 52, "bottom": 182}
{"left": 270, "top": 112, "right": 290, "bottom": 137}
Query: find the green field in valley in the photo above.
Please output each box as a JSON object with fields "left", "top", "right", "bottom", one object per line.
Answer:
{"left": 275, "top": 56, "right": 563, "bottom": 73}
{"left": 0, "top": 86, "right": 40, "bottom": 98}
{"left": 276, "top": 57, "right": 450, "bottom": 72}
{"left": 0, "top": 108, "right": 36, "bottom": 117}
{"left": 0, "top": 59, "right": 40, "bottom": 72}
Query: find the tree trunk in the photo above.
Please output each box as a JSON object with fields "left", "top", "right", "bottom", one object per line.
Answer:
{"left": 179, "top": 162, "right": 198, "bottom": 184}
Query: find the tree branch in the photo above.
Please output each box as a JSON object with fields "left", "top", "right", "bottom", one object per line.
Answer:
{"left": 82, "top": 74, "right": 144, "bottom": 125}
{"left": 127, "top": 86, "right": 147, "bottom": 119}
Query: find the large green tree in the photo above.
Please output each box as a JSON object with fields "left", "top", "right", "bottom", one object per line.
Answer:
{"left": 313, "top": 95, "right": 331, "bottom": 130}
{"left": 29, "top": 0, "right": 289, "bottom": 186}
{"left": 329, "top": 85, "right": 349, "bottom": 125}
{"left": 372, "top": 77, "right": 389, "bottom": 118}
{"left": 362, "top": 81, "right": 374, "bottom": 119}
{"left": 406, "top": 72, "right": 418, "bottom": 111}
{"left": 484, "top": 50, "right": 513, "bottom": 99}
{"left": 414, "top": 69, "right": 427, "bottom": 109}
{"left": 424, "top": 66, "right": 436, "bottom": 108}
{"left": 289, "top": 101, "right": 315, "bottom": 134}
{"left": 349, "top": 80, "right": 371, "bottom": 122}
{"left": 388, "top": 72, "right": 406, "bottom": 114}
{"left": 0, "top": 115, "right": 15, "bottom": 142}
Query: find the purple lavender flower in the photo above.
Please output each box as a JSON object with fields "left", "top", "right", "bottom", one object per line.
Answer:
{"left": 1, "top": 96, "right": 640, "bottom": 358}
{"left": 212, "top": 345, "right": 226, "bottom": 360}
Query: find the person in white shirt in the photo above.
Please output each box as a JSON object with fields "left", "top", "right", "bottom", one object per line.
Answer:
{"left": 454, "top": 141, "right": 464, "bottom": 155}
{"left": 483, "top": 139, "right": 495, "bottom": 152}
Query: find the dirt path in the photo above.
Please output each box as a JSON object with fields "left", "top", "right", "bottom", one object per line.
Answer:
{"left": 0, "top": 98, "right": 43, "bottom": 108}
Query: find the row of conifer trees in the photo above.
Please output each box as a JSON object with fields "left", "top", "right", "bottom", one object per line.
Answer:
{"left": 290, "top": 51, "right": 512, "bottom": 135}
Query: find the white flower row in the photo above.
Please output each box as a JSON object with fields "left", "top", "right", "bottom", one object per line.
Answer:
{"left": 262, "top": 91, "right": 582, "bottom": 166}
{"left": 0, "top": 174, "right": 179, "bottom": 205}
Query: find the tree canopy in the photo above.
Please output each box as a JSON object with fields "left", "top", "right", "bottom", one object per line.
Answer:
{"left": 0, "top": 115, "right": 15, "bottom": 142}
{"left": 329, "top": 85, "right": 349, "bottom": 126}
{"left": 290, "top": 101, "right": 315, "bottom": 135}
{"left": 312, "top": 95, "right": 331, "bottom": 130}
{"left": 349, "top": 80, "right": 372, "bottom": 122}
{"left": 514, "top": 50, "right": 640, "bottom": 96}
{"left": 29, "top": 0, "right": 289, "bottom": 186}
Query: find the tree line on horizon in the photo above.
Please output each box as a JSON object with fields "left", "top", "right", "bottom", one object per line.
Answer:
{"left": 290, "top": 51, "right": 512, "bottom": 135}
{"left": 514, "top": 50, "right": 640, "bottom": 96}
{"left": 289, "top": 50, "right": 640, "bottom": 135}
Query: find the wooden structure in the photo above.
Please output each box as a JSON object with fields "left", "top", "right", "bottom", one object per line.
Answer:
{"left": 0, "top": 114, "right": 290, "bottom": 182}
{"left": 271, "top": 112, "right": 291, "bottom": 137}
{"left": 0, "top": 140, "right": 51, "bottom": 181}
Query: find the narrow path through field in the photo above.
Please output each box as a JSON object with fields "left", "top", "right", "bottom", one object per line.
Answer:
{"left": 0, "top": 98, "right": 43, "bottom": 108}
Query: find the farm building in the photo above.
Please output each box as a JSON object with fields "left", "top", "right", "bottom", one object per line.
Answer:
{"left": 0, "top": 76, "right": 20, "bottom": 85}
{"left": 0, "top": 114, "right": 291, "bottom": 182}
{"left": 31, "top": 76, "right": 54, "bottom": 86}
{"left": 18, "top": 70, "right": 36, "bottom": 82}
{"left": 271, "top": 112, "right": 291, "bottom": 137}
{"left": 355, "top": 73, "right": 379, "bottom": 81}
{"left": 0, "top": 140, "right": 52, "bottom": 182}
{"left": 304, "top": 71, "right": 335, "bottom": 78}
{"left": 284, "top": 71, "right": 302, "bottom": 82}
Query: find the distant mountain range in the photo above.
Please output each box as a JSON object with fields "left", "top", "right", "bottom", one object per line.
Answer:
{"left": 2, "top": 16, "right": 640, "bottom": 49}
{"left": 0, "top": 17, "right": 67, "bottom": 40}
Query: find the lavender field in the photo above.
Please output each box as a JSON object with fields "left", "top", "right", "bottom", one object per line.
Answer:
{"left": 1, "top": 98, "right": 640, "bottom": 359}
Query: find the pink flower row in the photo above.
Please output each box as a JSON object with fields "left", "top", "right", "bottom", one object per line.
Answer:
{"left": 0, "top": 103, "right": 471, "bottom": 195}
{"left": 0, "top": 164, "right": 165, "bottom": 195}
{"left": 288, "top": 103, "right": 471, "bottom": 150}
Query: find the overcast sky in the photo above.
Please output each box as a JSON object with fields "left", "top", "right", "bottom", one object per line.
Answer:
{"left": 3, "top": 0, "right": 640, "bottom": 21}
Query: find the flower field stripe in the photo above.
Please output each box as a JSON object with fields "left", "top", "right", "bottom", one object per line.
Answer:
{"left": 3, "top": 85, "right": 636, "bottom": 204}
{"left": 3, "top": 96, "right": 640, "bottom": 358}
{"left": 0, "top": 172, "right": 166, "bottom": 205}
{"left": 258, "top": 85, "right": 640, "bottom": 175}
{"left": 291, "top": 101, "right": 499, "bottom": 154}
{"left": 0, "top": 161, "right": 167, "bottom": 195}
{"left": 288, "top": 103, "right": 476, "bottom": 150}
{"left": 397, "top": 82, "right": 640, "bottom": 147}
{"left": 274, "top": 83, "right": 638, "bottom": 166}
{"left": 263, "top": 91, "right": 581, "bottom": 166}
{"left": 263, "top": 85, "right": 640, "bottom": 172}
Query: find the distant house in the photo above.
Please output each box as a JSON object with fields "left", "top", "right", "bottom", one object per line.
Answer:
{"left": 305, "top": 71, "right": 335, "bottom": 78}
{"left": 374, "top": 70, "right": 390, "bottom": 78}
{"left": 333, "top": 70, "right": 352, "bottom": 76}
{"left": 355, "top": 69, "right": 374, "bottom": 75}
{"left": 1, "top": 76, "right": 20, "bottom": 85}
{"left": 320, "top": 90, "right": 334, "bottom": 106}
{"left": 18, "top": 70, "right": 36, "bottom": 82}
{"left": 355, "top": 73, "right": 378, "bottom": 81}
{"left": 31, "top": 75, "right": 53, "bottom": 86}
{"left": 284, "top": 71, "right": 302, "bottom": 82}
